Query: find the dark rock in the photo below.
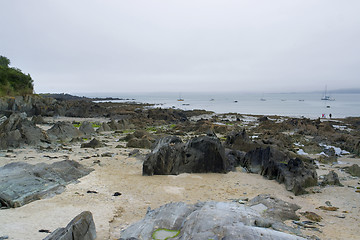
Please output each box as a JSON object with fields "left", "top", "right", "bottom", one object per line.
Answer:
{"left": 320, "top": 170, "right": 343, "bottom": 186}
{"left": 81, "top": 138, "right": 103, "bottom": 148}
{"left": 225, "top": 130, "right": 259, "bottom": 152}
{"left": 43, "top": 211, "right": 96, "bottom": 240}
{"left": 242, "top": 147, "right": 318, "bottom": 195}
{"left": 119, "top": 201, "right": 304, "bottom": 240}
{"left": 225, "top": 149, "right": 246, "bottom": 171}
{"left": 113, "top": 192, "right": 122, "bottom": 196}
{"left": 47, "top": 122, "right": 82, "bottom": 141}
{"left": 247, "top": 194, "right": 301, "bottom": 221}
{"left": 79, "top": 121, "right": 95, "bottom": 136}
{"left": 0, "top": 160, "right": 93, "bottom": 208}
{"left": 143, "top": 136, "right": 230, "bottom": 175}
{"left": 86, "top": 190, "right": 98, "bottom": 194}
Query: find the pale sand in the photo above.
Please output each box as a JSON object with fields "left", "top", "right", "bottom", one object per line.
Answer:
{"left": 0, "top": 129, "right": 360, "bottom": 240}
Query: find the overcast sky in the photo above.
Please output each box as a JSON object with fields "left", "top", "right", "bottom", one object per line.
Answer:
{"left": 1, "top": 0, "right": 360, "bottom": 94}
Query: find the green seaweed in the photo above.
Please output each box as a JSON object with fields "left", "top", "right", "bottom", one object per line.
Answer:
{"left": 152, "top": 228, "right": 180, "bottom": 240}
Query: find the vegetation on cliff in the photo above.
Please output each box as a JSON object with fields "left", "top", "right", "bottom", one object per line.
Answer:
{"left": 0, "top": 55, "right": 34, "bottom": 97}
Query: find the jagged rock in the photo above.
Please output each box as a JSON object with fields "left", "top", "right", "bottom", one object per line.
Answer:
{"left": 47, "top": 122, "right": 82, "bottom": 141}
{"left": 143, "top": 136, "right": 230, "bottom": 175}
{"left": 0, "top": 113, "right": 48, "bottom": 149}
{"left": 225, "top": 149, "right": 246, "bottom": 172}
{"left": 119, "top": 201, "right": 304, "bottom": 240}
{"left": 44, "top": 211, "right": 96, "bottom": 240}
{"left": 321, "top": 170, "right": 343, "bottom": 186}
{"left": 242, "top": 147, "right": 317, "bottom": 195}
{"left": 79, "top": 121, "right": 95, "bottom": 136}
{"left": 0, "top": 160, "right": 93, "bottom": 208}
{"left": 225, "top": 130, "right": 259, "bottom": 152}
{"left": 247, "top": 194, "right": 301, "bottom": 221}
{"left": 81, "top": 138, "right": 103, "bottom": 148}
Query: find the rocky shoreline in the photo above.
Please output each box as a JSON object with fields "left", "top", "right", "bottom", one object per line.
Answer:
{"left": 0, "top": 95, "right": 360, "bottom": 239}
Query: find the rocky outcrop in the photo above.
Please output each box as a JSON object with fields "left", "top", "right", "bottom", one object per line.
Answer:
{"left": 47, "top": 122, "right": 82, "bottom": 141}
{"left": 143, "top": 136, "right": 231, "bottom": 175}
{"left": 0, "top": 160, "right": 93, "bottom": 208}
{"left": 242, "top": 147, "right": 317, "bottom": 195}
{"left": 225, "top": 130, "right": 259, "bottom": 152}
{"left": 119, "top": 201, "right": 305, "bottom": 240}
{"left": 0, "top": 113, "right": 48, "bottom": 149}
{"left": 44, "top": 211, "right": 96, "bottom": 240}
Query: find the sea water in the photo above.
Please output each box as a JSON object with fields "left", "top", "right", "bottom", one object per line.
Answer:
{"left": 84, "top": 92, "right": 360, "bottom": 119}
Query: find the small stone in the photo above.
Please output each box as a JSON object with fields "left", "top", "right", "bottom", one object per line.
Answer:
{"left": 113, "top": 192, "right": 122, "bottom": 196}
{"left": 39, "top": 229, "right": 51, "bottom": 233}
{"left": 87, "top": 190, "right": 98, "bottom": 194}
{"left": 318, "top": 206, "right": 338, "bottom": 211}
{"left": 325, "top": 201, "right": 332, "bottom": 206}
{"left": 301, "top": 211, "right": 322, "bottom": 222}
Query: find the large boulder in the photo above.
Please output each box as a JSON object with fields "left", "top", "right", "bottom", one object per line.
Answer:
{"left": 0, "top": 160, "right": 93, "bottom": 208}
{"left": 0, "top": 113, "right": 48, "bottom": 149}
{"left": 119, "top": 201, "right": 305, "bottom": 240}
{"left": 143, "top": 136, "right": 230, "bottom": 175}
{"left": 242, "top": 147, "right": 317, "bottom": 195}
{"left": 44, "top": 211, "right": 96, "bottom": 240}
{"left": 47, "top": 122, "right": 83, "bottom": 141}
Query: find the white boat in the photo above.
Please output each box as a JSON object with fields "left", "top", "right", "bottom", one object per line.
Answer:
{"left": 321, "top": 86, "right": 335, "bottom": 101}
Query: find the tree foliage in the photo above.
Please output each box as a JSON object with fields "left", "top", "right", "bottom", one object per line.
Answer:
{"left": 0, "top": 55, "right": 34, "bottom": 96}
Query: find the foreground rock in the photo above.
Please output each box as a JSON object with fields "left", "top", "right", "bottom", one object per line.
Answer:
{"left": 119, "top": 201, "right": 305, "bottom": 240}
{"left": 143, "top": 136, "right": 231, "bottom": 175}
{"left": 0, "top": 160, "right": 93, "bottom": 208}
{"left": 44, "top": 211, "right": 96, "bottom": 240}
{"left": 0, "top": 113, "right": 48, "bottom": 149}
{"left": 242, "top": 147, "right": 318, "bottom": 195}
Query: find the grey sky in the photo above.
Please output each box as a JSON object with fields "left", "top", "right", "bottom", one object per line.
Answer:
{"left": 1, "top": 0, "right": 360, "bottom": 94}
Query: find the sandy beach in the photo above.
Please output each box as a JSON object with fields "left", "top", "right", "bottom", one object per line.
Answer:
{"left": 1, "top": 117, "right": 359, "bottom": 240}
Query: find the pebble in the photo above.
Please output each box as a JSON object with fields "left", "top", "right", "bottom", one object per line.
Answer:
{"left": 87, "top": 190, "right": 98, "bottom": 194}
{"left": 0, "top": 236, "right": 9, "bottom": 240}
{"left": 113, "top": 192, "right": 122, "bottom": 197}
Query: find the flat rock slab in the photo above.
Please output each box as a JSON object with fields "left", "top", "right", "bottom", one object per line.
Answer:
{"left": 119, "top": 201, "right": 305, "bottom": 240}
{"left": 0, "top": 160, "right": 93, "bottom": 208}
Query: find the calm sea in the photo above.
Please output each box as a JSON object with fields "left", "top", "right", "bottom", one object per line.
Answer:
{"left": 84, "top": 92, "right": 360, "bottom": 119}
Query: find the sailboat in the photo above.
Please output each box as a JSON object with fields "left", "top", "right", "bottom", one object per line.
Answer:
{"left": 321, "top": 86, "right": 335, "bottom": 101}
{"left": 177, "top": 93, "right": 184, "bottom": 101}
